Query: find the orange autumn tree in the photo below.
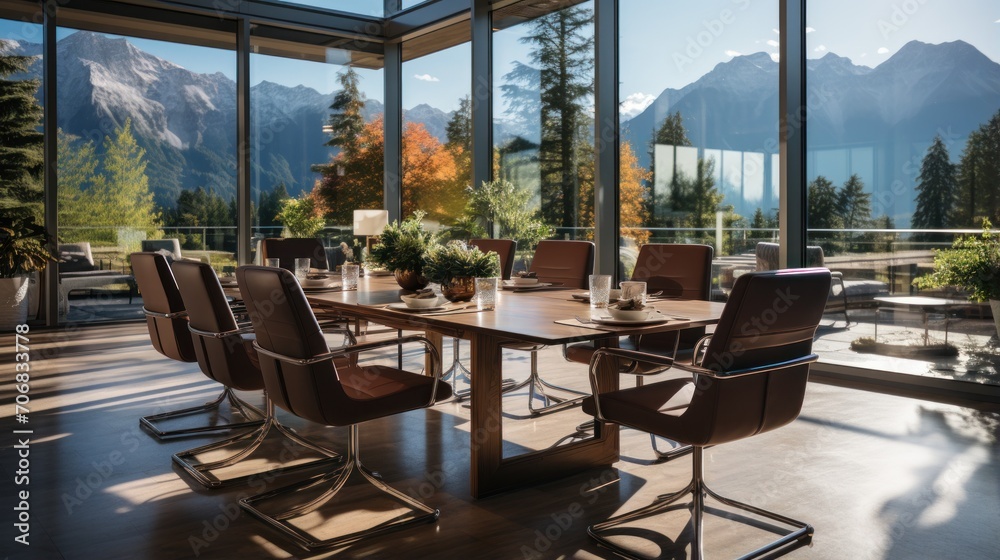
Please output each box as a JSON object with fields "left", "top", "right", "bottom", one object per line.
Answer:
{"left": 401, "top": 121, "right": 463, "bottom": 222}
{"left": 313, "top": 115, "right": 385, "bottom": 225}
{"left": 575, "top": 140, "right": 651, "bottom": 245}
{"left": 313, "top": 115, "right": 463, "bottom": 225}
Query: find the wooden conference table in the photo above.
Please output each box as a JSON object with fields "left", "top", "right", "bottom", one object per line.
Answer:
{"left": 305, "top": 275, "right": 726, "bottom": 499}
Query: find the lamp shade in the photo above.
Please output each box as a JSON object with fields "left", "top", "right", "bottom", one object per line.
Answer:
{"left": 353, "top": 209, "right": 389, "bottom": 236}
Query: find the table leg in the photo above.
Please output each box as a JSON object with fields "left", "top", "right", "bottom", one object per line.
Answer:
{"left": 468, "top": 332, "right": 619, "bottom": 499}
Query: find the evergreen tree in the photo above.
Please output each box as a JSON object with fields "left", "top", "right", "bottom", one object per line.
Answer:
{"left": 808, "top": 175, "right": 840, "bottom": 253}
{"left": 257, "top": 183, "right": 289, "bottom": 228}
{"left": 954, "top": 110, "right": 1000, "bottom": 227}
{"left": 836, "top": 174, "right": 872, "bottom": 253}
{"left": 0, "top": 41, "right": 43, "bottom": 226}
{"left": 685, "top": 158, "right": 724, "bottom": 231}
{"left": 445, "top": 95, "right": 472, "bottom": 154}
{"left": 750, "top": 208, "right": 777, "bottom": 240}
{"left": 57, "top": 131, "right": 99, "bottom": 241}
{"left": 501, "top": 5, "right": 594, "bottom": 229}
{"left": 323, "top": 67, "right": 366, "bottom": 157}
{"left": 648, "top": 112, "right": 692, "bottom": 227}
{"left": 912, "top": 135, "right": 956, "bottom": 242}
{"left": 88, "top": 119, "right": 161, "bottom": 245}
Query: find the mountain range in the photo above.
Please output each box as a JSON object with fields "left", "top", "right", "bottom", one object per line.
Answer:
{"left": 10, "top": 32, "right": 1000, "bottom": 225}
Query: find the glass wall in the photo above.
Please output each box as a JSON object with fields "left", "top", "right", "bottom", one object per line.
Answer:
{"left": 618, "top": 0, "right": 779, "bottom": 290}
{"left": 250, "top": 27, "right": 384, "bottom": 268}
{"left": 806, "top": 0, "right": 1000, "bottom": 385}
{"left": 0, "top": 18, "right": 44, "bottom": 322}
{"left": 55, "top": 27, "right": 235, "bottom": 323}
{"left": 492, "top": 0, "right": 595, "bottom": 270}
{"left": 401, "top": 32, "right": 470, "bottom": 234}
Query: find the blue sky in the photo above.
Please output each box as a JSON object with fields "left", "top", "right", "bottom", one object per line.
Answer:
{"left": 1, "top": 0, "right": 997, "bottom": 115}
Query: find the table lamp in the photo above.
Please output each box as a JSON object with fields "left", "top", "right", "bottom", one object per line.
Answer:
{"left": 353, "top": 209, "right": 389, "bottom": 257}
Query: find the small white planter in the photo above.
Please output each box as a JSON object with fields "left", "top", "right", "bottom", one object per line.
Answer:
{"left": 0, "top": 276, "right": 31, "bottom": 332}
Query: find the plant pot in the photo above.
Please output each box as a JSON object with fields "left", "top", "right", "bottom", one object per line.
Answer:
{"left": 991, "top": 300, "right": 1000, "bottom": 339}
{"left": 0, "top": 276, "right": 31, "bottom": 331}
{"left": 394, "top": 269, "right": 428, "bottom": 291}
{"left": 441, "top": 277, "right": 476, "bottom": 302}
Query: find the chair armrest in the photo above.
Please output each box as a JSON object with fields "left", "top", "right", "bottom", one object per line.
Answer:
{"left": 188, "top": 325, "right": 253, "bottom": 339}
{"left": 670, "top": 353, "right": 819, "bottom": 379}
{"left": 142, "top": 307, "right": 188, "bottom": 320}
{"left": 587, "top": 347, "right": 676, "bottom": 423}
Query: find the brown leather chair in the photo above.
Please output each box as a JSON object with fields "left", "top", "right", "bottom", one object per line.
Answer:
{"left": 469, "top": 238, "right": 517, "bottom": 280}
{"left": 259, "top": 237, "right": 329, "bottom": 271}
{"left": 564, "top": 243, "right": 714, "bottom": 459}
{"left": 756, "top": 241, "right": 849, "bottom": 324}
{"left": 584, "top": 268, "right": 831, "bottom": 559}
{"left": 169, "top": 261, "right": 342, "bottom": 488}
{"left": 506, "top": 239, "right": 595, "bottom": 416}
{"left": 132, "top": 252, "right": 262, "bottom": 439}
{"left": 235, "top": 265, "right": 452, "bottom": 550}
{"left": 442, "top": 239, "right": 518, "bottom": 399}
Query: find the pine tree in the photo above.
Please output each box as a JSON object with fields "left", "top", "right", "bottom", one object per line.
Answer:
{"left": 954, "top": 110, "right": 1000, "bottom": 227}
{"left": 257, "top": 182, "right": 289, "bottom": 228}
{"left": 836, "top": 174, "right": 872, "bottom": 253}
{"left": 323, "top": 67, "right": 366, "bottom": 157}
{"left": 501, "top": 5, "right": 594, "bottom": 229}
{"left": 0, "top": 41, "right": 43, "bottom": 226}
{"left": 808, "top": 175, "right": 840, "bottom": 253}
{"left": 88, "top": 119, "right": 161, "bottom": 245}
{"left": 57, "top": 131, "right": 99, "bottom": 241}
{"left": 912, "top": 135, "right": 956, "bottom": 242}
{"left": 445, "top": 95, "right": 473, "bottom": 191}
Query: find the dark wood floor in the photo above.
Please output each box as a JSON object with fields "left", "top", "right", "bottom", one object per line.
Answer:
{"left": 2, "top": 323, "right": 999, "bottom": 559}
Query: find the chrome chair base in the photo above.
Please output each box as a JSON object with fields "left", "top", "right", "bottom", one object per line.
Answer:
{"left": 444, "top": 337, "right": 520, "bottom": 401}
{"left": 504, "top": 349, "right": 589, "bottom": 417}
{"left": 240, "top": 423, "right": 439, "bottom": 551}
{"left": 588, "top": 447, "right": 812, "bottom": 560}
{"left": 172, "top": 399, "right": 342, "bottom": 489}
{"left": 139, "top": 387, "right": 265, "bottom": 439}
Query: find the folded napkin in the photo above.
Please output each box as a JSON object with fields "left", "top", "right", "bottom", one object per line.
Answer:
{"left": 613, "top": 297, "right": 646, "bottom": 311}
{"left": 516, "top": 271, "right": 538, "bottom": 279}
{"left": 409, "top": 288, "right": 438, "bottom": 299}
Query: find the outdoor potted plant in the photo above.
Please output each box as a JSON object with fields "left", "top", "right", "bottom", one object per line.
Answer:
{"left": 0, "top": 218, "right": 55, "bottom": 330}
{"left": 914, "top": 220, "right": 1000, "bottom": 337}
{"left": 368, "top": 211, "right": 437, "bottom": 291}
{"left": 423, "top": 241, "right": 500, "bottom": 302}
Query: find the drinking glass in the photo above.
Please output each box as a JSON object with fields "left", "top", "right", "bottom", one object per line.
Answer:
{"left": 265, "top": 258, "right": 280, "bottom": 268}
{"left": 589, "top": 274, "right": 612, "bottom": 308}
{"left": 341, "top": 263, "right": 360, "bottom": 291}
{"left": 475, "top": 277, "right": 500, "bottom": 310}
{"left": 294, "top": 258, "right": 310, "bottom": 282}
{"left": 620, "top": 280, "right": 647, "bottom": 304}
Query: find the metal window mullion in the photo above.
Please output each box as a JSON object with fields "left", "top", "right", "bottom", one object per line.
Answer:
{"left": 43, "top": 1, "right": 59, "bottom": 326}
{"left": 384, "top": 40, "right": 403, "bottom": 221}
{"left": 779, "top": 0, "right": 807, "bottom": 268}
{"left": 470, "top": 0, "right": 492, "bottom": 193}
{"left": 237, "top": 19, "right": 251, "bottom": 265}
{"left": 594, "top": 0, "right": 619, "bottom": 278}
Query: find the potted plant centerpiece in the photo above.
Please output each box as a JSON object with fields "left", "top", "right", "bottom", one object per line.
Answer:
{"left": 423, "top": 241, "right": 500, "bottom": 302}
{"left": 914, "top": 220, "right": 1000, "bottom": 337}
{"left": 368, "top": 211, "right": 437, "bottom": 291}
{"left": 0, "top": 218, "right": 55, "bottom": 330}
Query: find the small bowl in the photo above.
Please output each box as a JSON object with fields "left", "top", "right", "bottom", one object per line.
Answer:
{"left": 401, "top": 294, "right": 441, "bottom": 308}
{"left": 607, "top": 307, "right": 654, "bottom": 321}
{"left": 512, "top": 277, "right": 539, "bottom": 285}
{"left": 301, "top": 274, "right": 330, "bottom": 288}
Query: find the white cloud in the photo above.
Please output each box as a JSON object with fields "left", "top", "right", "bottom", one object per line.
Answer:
{"left": 620, "top": 92, "right": 656, "bottom": 119}
{"left": 860, "top": 53, "right": 868, "bottom": 58}
{"left": 772, "top": 28, "right": 779, "bottom": 35}
{"left": 806, "top": 27, "right": 816, "bottom": 33}
{"left": 877, "top": 47, "right": 890, "bottom": 54}
{"left": 995, "top": 18, "right": 1000, "bottom": 23}
{"left": 814, "top": 45, "right": 827, "bottom": 53}
{"left": 766, "top": 39, "right": 780, "bottom": 48}
{"left": 725, "top": 49, "right": 742, "bottom": 57}
{"left": 770, "top": 53, "right": 781, "bottom": 63}
{"left": 413, "top": 73, "right": 439, "bottom": 82}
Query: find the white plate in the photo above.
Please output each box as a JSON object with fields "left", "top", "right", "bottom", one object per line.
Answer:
{"left": 302, "top": 284, "right": 341, "bottom": 293}
{"left": 502, "top": 281, "right": 554, "bottom": 290}
{"left": 590, "top": 314, "right": 670, "bottom": 326}
{"left": 386, "top": 302, "right": 450, "bottom": 313}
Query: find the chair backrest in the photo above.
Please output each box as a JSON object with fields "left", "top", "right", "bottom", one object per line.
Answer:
{"left": 684, "top": 268, "right": 831, "bottom": 446}
{"left": 130, "top": 252, "right": 197, "bottom": 362}
{"left": 236, "top": 265, "right": 355, "bottom": 425}
{"left": 141, "top": 239, "right": 183, "bottom": 261}
{"left": 757, "top": 242, "right": 827, "bottom": 271}
{"left": 528, "top": 240, "right": 595, "bottom": 289}
{"left": 59, "top": 242, "right": 95, "bottom": 273}
{"left": 259, "top": 238, "right": 329, "bottom": 271}
{"left": 755, "top": 242, "right": 779, "bottom": 271}
{"left": 469, "top": 239, "right": 517, "bottom": 280}
{"left": 631, "top": 243, "right": 713, "bottom": 299}
{"left": 171, "top": 261, "right": 263, "bottom": 392}
{"left": 630, "top": 243, "right": 714, "bottom": 350}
